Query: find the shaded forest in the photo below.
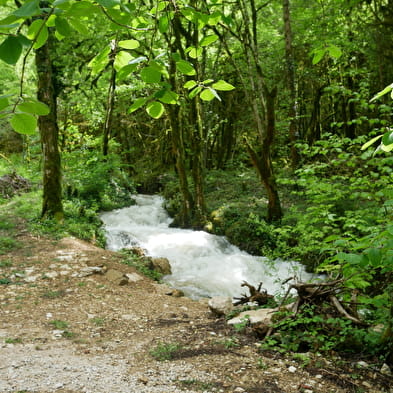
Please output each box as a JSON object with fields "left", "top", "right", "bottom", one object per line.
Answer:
{"left": 0, "top": 0, "right": 393, "bottom": 364}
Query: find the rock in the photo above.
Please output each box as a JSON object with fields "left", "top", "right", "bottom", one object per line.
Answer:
{"left": 166, "top": 289, "right": 185, "bottom": 297}
{"left": 148, "top": 257, "right": 172, "bottom": 275}
{"left": 130, "top": 247, "right": 147, "bottom": 257}
{"left": 288, "top": 366, "right": 297, "bottom": 373}
{"left": 356, "top": 361, "right": 369, "bottom": 368}
{"left": 78, "top": 266, "right": 106, "bottom": 277}
{"left": 380, "top": 363, "right": 392, "bottom": 376}
{"left": 126, "top": 273, "right": 143, "bottom": 282}
{"left": 227, "top": 308, "right": 276, "bottom": 325}
{"left": 233, "top": 388, "right": 245, "bottom": 393}
{"left": 105, "top": 269, "right": 129, "bottom": 286}
{"left": 208, "top": 297, "right": 233, "bottom": 316}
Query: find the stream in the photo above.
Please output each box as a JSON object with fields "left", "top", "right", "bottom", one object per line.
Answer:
{"left": 100, "top": 194, "right": 315, "bottom": 299}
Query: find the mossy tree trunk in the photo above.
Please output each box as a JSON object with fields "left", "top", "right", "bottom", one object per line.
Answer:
{"left": 35, "top": 30, "right": 63, "bottom": 220}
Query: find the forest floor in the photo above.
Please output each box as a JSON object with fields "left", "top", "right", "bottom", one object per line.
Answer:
{"left": 1, "top": 222, "right": 392, "bottom": 393}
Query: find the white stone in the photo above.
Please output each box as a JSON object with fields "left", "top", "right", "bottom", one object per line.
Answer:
{"left": 126, "top": 273, "right": 143, "bottom": 282}
{"left": 208, "top": 296, "right": 233, "bottom": 316}
{"left": 288, "top": 366, "right": 297, "bottom": 373}
{"left": 227, "top": 308, "right": 276, "bottom": 325}
{"left": 381, "top": 363, "right": 392, "bottom": 376}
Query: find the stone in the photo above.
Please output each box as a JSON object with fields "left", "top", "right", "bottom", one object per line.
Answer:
{"left": 227, "top": 308, "right": 276, "bottom": 325}
{"left": 356, "top": 361, "right": 369, "bottom": 368}
{"left": 148, "top": 257, "right": 172, "bottom": 275}
{"left": 78, "top": 266, "right": 106, "bottom": 277}
{"left": 105, "top": 269, "right": 129, "bottom": 286}
{"left": 380, "top": 363, "right": 392, "bottom": 376}
{"left": 288, "top": 366, "right": 297, "bottom": 373}
{"left": 166, "top": 289, "right": 185, "bottom": 297}
{"left": 126, "top": 273, "right": 143, "bottom": 282}
{"left": 208, "top": 297, "right": 234, "bottom": 316}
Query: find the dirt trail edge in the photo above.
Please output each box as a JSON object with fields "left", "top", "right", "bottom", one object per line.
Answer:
{"left": 1, "top": 234, "right": 391, "bottom": 393}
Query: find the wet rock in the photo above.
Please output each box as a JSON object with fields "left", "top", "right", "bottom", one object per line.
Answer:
{"left": 208, "top": 296, "right": 233, "bottom": 316}
{"left": 147, "top": 257, "right": 172, "bottom": 275}
{"left": 105, "top": 269, "right": 129, "bottom": 286}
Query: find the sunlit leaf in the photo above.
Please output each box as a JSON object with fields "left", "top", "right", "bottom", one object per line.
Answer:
{"left": 118, "top": 39, "right": 140, "bottom": 50}
{"left": 189, "top": 86, "right": 203, "bottom": 99}
{"left": 200, "top": 34, "right": 218, "bottom": 47}
{"left": 212, "top": 80, "right": 235, "bottom": 91}
{"left": 312, "top": 49, "right": 325, "bottom": 65}
{"left": 361, "top": 134, "right": 383, "bottom": 150}
{"left": 146, "top": 101, "right": 164, "bottom": 119}
{"left": 88, "top": 45, "right": 110, "bottom": 74}
{"left": 17, "top": 100, "right": 50, "bottom": 116}
{"left": 95, "top": 0, "right": 120, "bottom": 8}
{"left": 10, "top": 113, "right": 37, "bottom": 135}
{"left": 27, "top": 19, "right": 49, "bottom": 49}
{"left": 370, "top": 83, "right": 393, "bottom": 103}
{"left": 176, "top": 60, "right": 196, "bottom": 76}
{"left": 155, "top": 89, "right": 179, "bottom": 105}
{"left": 55, "top": 16, "right": 72, "bottom": 37}
{"left": 114, "top": 50, "right": 133, "bottom": 71}
{"left": 200, "top": 87, "right": 220, "bottom": 101}
{"left": 128, "top": 97, "right": 148, "bottom": 113}
{"left": 184, "top": 80, "right": 197, "bottom": 90}
{"left": 0, "top": 97, "right": 8, "bottom": 111}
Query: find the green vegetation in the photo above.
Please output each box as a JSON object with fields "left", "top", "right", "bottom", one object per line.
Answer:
{"left": 0, "top": 0, "right": 392, "bottom": 367}
{"left": 149, "top": 342, "right": 183, "bottom": 361}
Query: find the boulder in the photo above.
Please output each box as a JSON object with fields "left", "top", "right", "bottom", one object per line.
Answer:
{"left": 208, "top": 296, "right": 234, "bottom": 316}
{"left": 227, "top": 307, "right": 276, "bottom": 325}
{"left": 147, "top": 257, "right": 172, "bottom": 275}
{"left": 105, "top": 269, "right": 129, "bottom": 286}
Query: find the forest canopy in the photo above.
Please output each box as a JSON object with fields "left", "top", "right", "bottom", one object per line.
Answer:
{"left": 0, "top": 0, "right": 392, "bottom": 364}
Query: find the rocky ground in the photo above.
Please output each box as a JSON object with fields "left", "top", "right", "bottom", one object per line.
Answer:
{"left": 1, "top": 230, "right": 392, "bottom": 393}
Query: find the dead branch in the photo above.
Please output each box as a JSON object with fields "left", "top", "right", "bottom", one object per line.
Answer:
{"left": 233, "top": 281, "right": 274, "bottom": 306}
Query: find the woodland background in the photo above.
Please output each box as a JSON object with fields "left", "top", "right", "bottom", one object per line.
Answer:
{"left": 0, "top": 0, "right": 393, "bottom": 364}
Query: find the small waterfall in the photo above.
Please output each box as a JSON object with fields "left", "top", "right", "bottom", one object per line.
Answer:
{"left": 100, "top": 194, "right": 315, "bottom": 299}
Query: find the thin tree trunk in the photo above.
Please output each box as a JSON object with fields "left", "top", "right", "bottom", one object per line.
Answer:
{"left": 283, "top": 0, "right": 299, "bottom": 167}
{"left": 103, "top": 39, "right": 117, "bottom": 156}
{"left": 35, "top": 31, "right": 63, "bottom": 220}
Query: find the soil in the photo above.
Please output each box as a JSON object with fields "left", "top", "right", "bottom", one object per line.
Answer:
{"left": 1, "top": 228, "right": 392, "bottom": 393}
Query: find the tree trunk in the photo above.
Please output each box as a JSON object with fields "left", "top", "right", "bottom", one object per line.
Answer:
{"left": 282, "top": 0, "right": 299, "bottom": 167}
{"left": 35, "top": 31, "right": 63, "bottom": 220}
{"left": 102, "top": 39, "right": 117, "bottom": 156}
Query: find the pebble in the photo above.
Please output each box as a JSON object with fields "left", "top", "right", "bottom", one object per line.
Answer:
{"left": 288, "top": 366, "right": 297, "bottom": 373}
{"left": 380, "top": 363, "right": 392, "bottom": 376}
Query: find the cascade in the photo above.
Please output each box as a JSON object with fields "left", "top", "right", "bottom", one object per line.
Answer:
{"left": 100, "top": 194, "right": 315, "bottom": 299}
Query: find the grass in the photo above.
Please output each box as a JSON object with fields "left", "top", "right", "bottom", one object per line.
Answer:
{"left": 149, "top": 341, "right": 183, "bottom": 361}
{"left": 49, "top": 320, "right": 69, "bottom": 329}
{"left": 41, "top": 290, "right": 66, "bottom": 299}
{"left": 5, "top": 337, "right": 22, "bottom": 344}
{"left": 0, "top": 236, "right": 20, "bottom": 255}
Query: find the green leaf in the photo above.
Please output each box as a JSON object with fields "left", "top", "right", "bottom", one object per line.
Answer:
{"left": 327, "top": 45, "right": 342, "bottom": 59}
{"left": 184, "top": 80, "right": 197, "bottom": 90}
{"left": 312, "top": 49, "right": 325, "bottom": 65}
{"left": 13, "top": 0, "right": 41, "bottom": 18}
{"left": 128, "top": 97, "right": 148, "bottom": 113}
{"left": 158, "top": 14, "right": 172, "bottom": 34}
{"left": 155, "top": 89, "right": 179, "bottom": 105}
{"left": 140, "top": 66, "right": 161, "bottom": 83}
{"left": 186, "top": 46, "right": 202, "bottom": 59}
{"left": 189, "top": 86, "right": 203, "bottom": 99}
{"left": 0, "top": 97, "right": 8, "bottom": 111}
{"left": 116, "top": 63, "right": 137, "bottom": 81}
{"left": 17, "top": 100, "right": 50, "bottom": 116}
{"left": 200, "top": 87, "right": 220, "bottom": 101}
{"left": 118, "top": 39, "right": 140, "bottom": 50}
{"left": 68, "top": 17, "right": 90, "bottom": 35}
{"left": 176, "top": 60, "right": 196, "bottom": 76}
{"left": 212, "top": 80, "right": 235, "bottom": 91}
{"left": 10, "top": 113, "right": 37, "bottom": 135}
{"left": 361, "top": 134, "right": 383, "bottom": 150}
{"left": 200, "top": 34, "right": 218, "bottom": 47}
{"left": 55, "top": 16, "right": 72, "bottom": 37}
{"left": 95, "top": 0, "right": 120, "bottom": 8}
{"left": 381, "top": 143, "right": 393, "bottom": 152}
{"left": 370, "top": 83, "right": 393, "bottom": 103}
{"left": 114, "top": 50, "right": 133, "bottom": 71}
{"left": 382, "top": 130, "right": 393, "bottom": 146}
{"left": 69, "top": 1, "right": 97, "bottom": 17}
{"left": 146, "top": 101, "right": 164, "bottom": 119}
{"left": 0, "top": 36, "right": 22, "bottom": 65}
{"left": 27, "top": 19, "right": 49, "bottom": 49}
{"left": 88, "top": 45, "right": 110, "bottom": 74}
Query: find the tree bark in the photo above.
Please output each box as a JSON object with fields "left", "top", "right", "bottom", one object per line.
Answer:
{"left": 282, "top": 0, "right": 299, "bottom": 167}
{"left": 35, "top": 31, "right": 63, "bottom": 220}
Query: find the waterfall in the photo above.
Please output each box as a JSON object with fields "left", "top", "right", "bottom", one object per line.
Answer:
{"left": 100, "top": 194, "right": 315, "bottom": 299}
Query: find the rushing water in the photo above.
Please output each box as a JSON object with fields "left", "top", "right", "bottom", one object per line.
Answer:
{"left": 100, "top": 194, "right": 315, "bottom": 299}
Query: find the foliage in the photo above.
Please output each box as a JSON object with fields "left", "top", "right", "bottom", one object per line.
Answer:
{"left": 149, "top": 341, "right": 183, "bottom": 361}
{"left": 120, "top": 250, "right": 163, "bottom": 282}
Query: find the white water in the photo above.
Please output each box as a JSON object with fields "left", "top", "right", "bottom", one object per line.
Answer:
{"left": 100, "top": 194, "right": 315, "bottom": 299}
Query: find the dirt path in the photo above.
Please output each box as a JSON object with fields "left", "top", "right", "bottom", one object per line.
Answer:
{"left": 0, "top": 234, "right": 391, "bottom": 393}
